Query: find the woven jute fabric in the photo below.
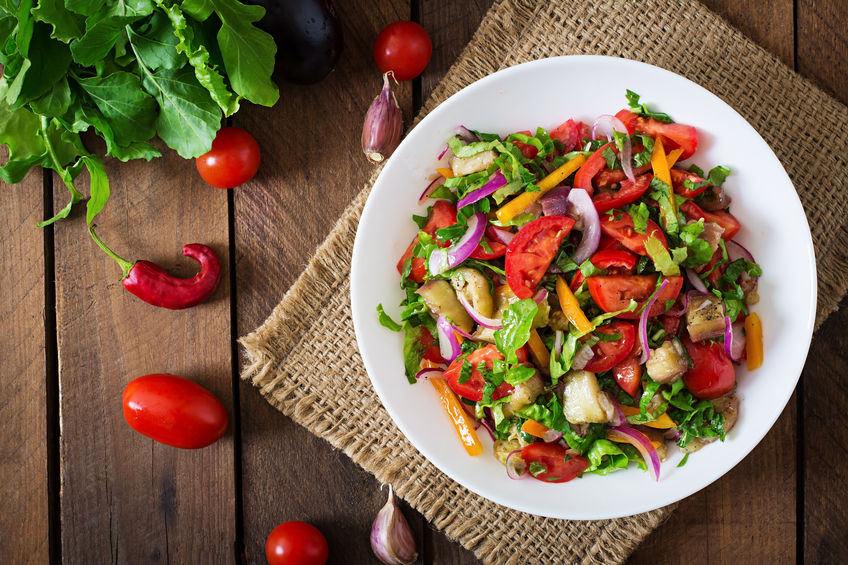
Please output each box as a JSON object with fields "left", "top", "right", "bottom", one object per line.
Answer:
{"left": 242, "top": 1, "right": 844, "bottom": 562}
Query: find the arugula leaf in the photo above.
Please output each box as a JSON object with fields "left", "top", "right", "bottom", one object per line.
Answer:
{"left": 632, "top": 134, "right": 654, "bottom": 167}
{"left": 458, "top": 360, "right": 472, "bottom": 384}
{"left": 376, "top": 304, "right": 402, "bottom": 332}
{"left": 649, "top": 176, "right": 679, "bottom": 234}
{"left": 75, "top": 71, "right": 158, "bottom": 146}
{"left": 707, "top": 165, "right": 731, "bottom": 187}
{"left": 494, "top": 299, "right": 538, "bottom": 364}
{"left": 601, "top": 145, "right": 619, "bottom": 169}
{"left": 625, "top": 89, "right": 673, "bottom": 123}
{"left": 81, "top": 155, "right": 109, "bottom": 224}
{"left": 628, "top": 202, "right": 649, "bottom": 234}
{"left": 529, "top": 461, "right": 546, "bottom": 477}
{"left": 29, "top": 76, "right": 71, "bottom": 116}
{"left": 402, "top": 326, "right": 426, "bottom": 384}
{"left": 32, "top": 0, "right": 85, "bottom": 41}
{"left": 677, "top": 220, "right": 714, "bottom": 268}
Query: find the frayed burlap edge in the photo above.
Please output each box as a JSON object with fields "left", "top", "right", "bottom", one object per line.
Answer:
{"left": 241, "top": 0, "right": 844, "bottom": 562}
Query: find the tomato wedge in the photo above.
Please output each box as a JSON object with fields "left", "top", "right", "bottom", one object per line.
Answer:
{"left": 419, "top": 327, "right": 443, "bottom": 364}
{"left": 612, "top": 355, "right": 642, "bottom": 397}
{"left": 511, "top": 130, "right": 538, "bottom": 159}
{"left": 505, "top": 215, "right": 575, "bottom": 299}
{"left": 586, "top": 275, "right": 684, "bottom": 319}
{"left": 681, "top": 334, "right": 735, "bottom": 399}
{"left": 521, "top": 443, "right": 589, "bottom": 483}
{"left": 594, "top": 163, "right": 652, "bottom": 189}
{"left": 583, "top": 321, "right": 636, "bottom": 373}
{"left": 573, "top": 142, "right": 613, "bottom": 195}
{"left": 569, "top": 249, "right": 637, "bottom": 291}
{"left": 443, "top": 344, "right": 527, "bottom": 402}
{"left": 615, "top": 109, "right": 699, "bottom": 160}
{"left": 396, "top": 200, "right": 457, "bottom": 282}
{"left": 671, "top": 168, "right": 710, "bottom": 198}
{"left": 600, "top": 213, "right": 668, "bottom": 256}
{"left": 592, "top": 173, "right": 653, "bottom": 214}
{"left": 679, "top": 200, "right": 741, "bottom": 240}
{"left": 469, "top": 225, "right": 511, "bottom": 260}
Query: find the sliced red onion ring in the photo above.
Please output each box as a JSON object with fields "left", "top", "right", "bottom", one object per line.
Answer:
{"left": 419, "top": 176, "right": 447, "bottom": 204}
{"left": 456, "top": 290, "right": 502, "bottom": 330}
{"left": 543, "top": 429, "right": 563, "bottom": 443}
{"left": 638, "top": 279, "right": 670, "bottom": 364}
{"left": 455, "top": 125, "right": 480, "bottom": 143}
{"left": 572, "top": 344, "right": 594, "bottom": 370}
{"left": 723, "top": 316, "right": 747, "bottom": 362}
{"left": 488, "top": 226, "right": 514, "bottom": 246}
{"left": 567, "top": 188, "right": 600, "bottom": 264}
{"left": 553, "top": 330, "right": 564, "bottom": 357}
{"left": 685, "top": 267, "right": 708, "bottom": 294}
{"left": 437, "top": 144, "right": 449, "bottom": 160}
{"left": 479, "top": 417, "right": 496, "bottom": 441}
{"left": 607, "top": 427, "right": 661, "bottom": 481}
{"left": 436, "top": 315, "right": 462, "bottom": 363}
{"left": 725, "top": 240, "right": 755, "bottom": 263}
{"left": 450, "top": 323, "right": 476, "bottom": 340}
{"left": 604, "top": 392, "right": 627, "bottom": 428}
{"left": 533, "top": 288, "right": 548, "bottom": 304}
{"left": 414, "top": 368, "right": 444, "bottom": 381}
{"left": 428, "top": 213, "right": 486, "bottom": 275}
{"left": 456, "top": 171, "right": 507, "bottom": 209}
{"left": 540, "top": 187, "right": 571, "bottom": 217}
{"left": 505, "top": 449, "right": 527, "bottom": 479}
{"left": 591, "top": 114, "right": 634, "bottom": 183}
{"left": 665, "top": 290, "right": 691, "bottom": 318}
{"left": 663, "top": 428, "right": 682, "bottom": 442}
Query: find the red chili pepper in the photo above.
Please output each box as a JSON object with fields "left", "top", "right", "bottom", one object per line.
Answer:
{"left": 89, "top": 225, "right": 221, "bottom": 309}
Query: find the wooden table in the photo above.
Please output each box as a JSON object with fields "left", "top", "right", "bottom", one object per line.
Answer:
{"left": 3, "top": 1, "right": 846, "bottom": 563}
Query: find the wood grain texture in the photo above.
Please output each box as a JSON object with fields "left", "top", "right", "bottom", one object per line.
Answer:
{"left": 232, "top": 2, "right": 419, "bottom": 563}
{"left": 53, "top": 145, "right": 235, "bottom": 563}
{"left": 0, "top": 170, "right": 49, "bottom": 563}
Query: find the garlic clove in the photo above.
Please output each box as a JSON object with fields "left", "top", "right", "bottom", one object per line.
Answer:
{"left": 362, "top": 72, "right": 403, "bottom": 163}
{"left": 370, "top": 485, "right": 418, "bottom": 565}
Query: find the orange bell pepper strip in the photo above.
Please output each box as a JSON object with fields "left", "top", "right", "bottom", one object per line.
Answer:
{"left": 666, "top": 148, "right": 683, "bottom": 168}
{"left": 606, "top": 429, "right": 663, "bottom": 450}
{"left": 527, "top": 329, "right": 550, "bottom": 368}
{"left": 436, "top": 167, "right": 454, "bottom": 178}
{"left": 520, "top": 419, "right": 550, "bottom": 439}
{"left": 555, "top": 275, "right": 593, "bottom": 334}
{"left": 745, "top": 312, "right": 763, "bottom": 370}
{"left": 495, "top": 154, "right": 586, "bottom": 224}
{"left": 430, "top": 377, "right": 483, "bottom": 456}
{"left": 651, "top": 136, "right": 672, "bottom": 187}
{"left": 619, "top": 405, "right": 676, "bottom": 429}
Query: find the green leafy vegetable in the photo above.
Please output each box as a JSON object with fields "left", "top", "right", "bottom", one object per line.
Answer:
{"left": 625, "top": 89, "right": 673, "bottom": 123}
{"left": 628, "top": 202, "right": 649, "bottom": 234}
{"left": 376, "top": 304, "right": 402, "bottom": 332}
{"left": 494, "top": 299, "right": 538, "bottom": 364}
{"left": 644, "top": 235, "right": 680, "bottom": 276}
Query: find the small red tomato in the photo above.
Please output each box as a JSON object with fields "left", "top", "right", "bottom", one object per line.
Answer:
{"left": 266, "top": 521, "right": 329, "bottom": 565}
{"left": 122, "top": 374, "right": 228, "bottom": 449}
{"left": 373, "top": 21, "right": 432, "bottom": 81}
{"left": 195, "top": 127, "right": 261, "bottom": 188}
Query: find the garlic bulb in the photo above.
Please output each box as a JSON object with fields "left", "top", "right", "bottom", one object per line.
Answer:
{"left": 370, "top": 485, "right": 417, "bottom": 565}
{"left": 362, "top": 72, "right": 403, "bottom": 163}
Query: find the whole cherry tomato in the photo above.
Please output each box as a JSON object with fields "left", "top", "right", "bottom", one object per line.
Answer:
{"left": 122, "top": 374, "right": 228, "bottom": 449}
{"left": 196, "top": 127, "right": 261, "bottom": 189}
{"left": 373, "top": 21, "right": 432, "bottom": 81}
{"left": 266, "top": 521, "right": 329, "bottom": 565}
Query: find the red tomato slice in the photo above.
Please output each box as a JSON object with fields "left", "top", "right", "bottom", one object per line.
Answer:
{"left": 583, "top": 321, "right": 637, "bottom": 373}
{"left": 419, "top": 327, "right": 443, "bottom": 364}
{"left": 612, "top": 355, "right": 642, "bottom": 398}
{"left": 505, "top": 216, "right": 575, "bottom": 299}
{"left": 679, "top": 200, "right": 741, "bottom": 240}
{"left": 696, "top": 246, "right": 726, "bottom": 285}
{"left": 661, "top": 314, "right": 681, "bottom": 336}
{"left": 682, "top": 334, "right": 736, "bottom": 399}
{"left": 549, "top": 119, "right": 579, "bottom": 152}
{"left": 600, "top": 213, "right": 668, "bottom": 256}
{"left": 586, "top": 275, "right": 684, "bottom": 319}
{"left": 592, "top": 173, "right": 653, "bottom": 214}
{"left": 511, "top": 130, "right": 538, "bottom": 159}
{"left": 671, "top": 168, "right": 710, "bottom": 198}
{"left": 594, "top": 163, "right": 652, "bottom": 189}
{"left": 575, "top": 121, "right": 592, "bottom": 144}
{"left": 443, "top": 344, "right": 527, "bottom": 402}
{"left": 469, "top": 225, "right": 511, "bottom": 260}
{"left": 598, "top": 233, "right": 627, "bottom": 252}
{"left": 521, "top": 443, "right": 590, "bottom": 483}
{"left": 573, "top": 142, "right": 613, "bottom": 195}
{"left": 615, "top": 109, "right": 699, "bottom": 160}
{"left": 396, "top": 200, "right": 457, "bottom": 282}
{"left": 590, "top": 249, "right": 638, "bottom": 272}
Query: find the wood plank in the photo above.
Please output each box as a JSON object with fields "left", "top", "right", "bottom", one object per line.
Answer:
{"left": 796, "top": 2, "right": 848, "bottom": 561}
{"left": 0, "top": 169, "right": 49, "bottom": 563}
{"left": 232, "top": 1, "right": 418, "bottom": 563}
{"left": 418, "top": 0, "right": 491, "bottom": 562}
{"left": 53, "top": 144, "right": 235, "bottom": 562}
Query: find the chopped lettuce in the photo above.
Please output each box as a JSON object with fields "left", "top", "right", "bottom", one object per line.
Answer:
{"left": 494, "top": 299, "right": 538, "bottom": 364}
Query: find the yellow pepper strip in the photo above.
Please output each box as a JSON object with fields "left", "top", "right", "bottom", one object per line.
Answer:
{"left": 745, "top": 312, "right": 763, "bottom": 370}
{"left": 454, "top": 331, "right": 465, "bottom": 345}
{"left": 666, "top": 148, "right": 683, "bottom": 168}
{"left": 556, "top": 275, "right": 593, "bottom": 334}
{"left": 520, "top": 418, "right": 550, "bottom": 439}
{"left": 527, "top": 329, "right": 550, "bottom": 369}
{"left": 496, "top": 154, "right": 586, "bottom": 224}
{"left": 430, "top": 377, "right": 483, "bottom": 456}
{"left": 420, "top": 359, "right": 440, "bottom": 370}
{"left": 651, "top": 136, "right": 672, "bottom": 188}
{"left": 620, "top": 405, "right": 676, "bottom": 429}
{"left": 436, "top": 167, "right": 454, "bottom": 178}
{"left": 607, "top": 430, "right": 663, "bottom": 450}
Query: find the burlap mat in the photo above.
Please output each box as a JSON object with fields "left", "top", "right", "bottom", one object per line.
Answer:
{"left": 241, "top": 1, "right": 844, "bottom": 562}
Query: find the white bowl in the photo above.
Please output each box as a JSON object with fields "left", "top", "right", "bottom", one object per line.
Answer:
{"left": 350, "top": 56, "right": 816, "bottom": 519}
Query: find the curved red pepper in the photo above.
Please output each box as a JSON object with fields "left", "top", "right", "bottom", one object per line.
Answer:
{"left": 89, "top": 225, "right": 221, "bottom": 309}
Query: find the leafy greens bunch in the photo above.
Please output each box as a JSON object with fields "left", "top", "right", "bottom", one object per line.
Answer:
{"left": 0, "top": 0, "right": 279, "bottom": 226}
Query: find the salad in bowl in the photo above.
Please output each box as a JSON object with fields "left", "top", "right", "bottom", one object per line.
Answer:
{"left": 377, "top": 91, "right": 764, "bottom": 484}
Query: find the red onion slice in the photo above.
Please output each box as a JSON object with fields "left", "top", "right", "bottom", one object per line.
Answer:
{"left": 724, "top": 317, "right": 747, "bottom": 362}
{"left": 428, "top": 213, "right": 487, "bottom": 275}
{"left": 456, "top": 290, "right": 502, "bottom": 330}
{"left": 479, "top": 417, "right": 496, "bottom": 441}
{"left": 725, "top": 240, "right": 755, "bottom": 263}
{"left": 665, "top": 290, "right": 691, "bottom": 318}
{"left": 591, "top": 114, "right": 634, "bottom": 183}
{"left": 663, "top": 428, "right": 682, "bottom": 442}
{"left": 533, "top": 288, "right": 548, "bottom": 304}
{"left": 457, "top": 171, "right": 507, "bottom": 209}
{"left": 414, "top": 368, "right": 444, "bottom": 381}
{"left": 638, "top": 279, "right": 670, "bottom": 364}
{"left": 505, "top": 450, "right": 527, "bottom": 479}
{"left": 607, "top": 427, "right": 661, "bottom": 481}
{"left": 540, "top": 187, "right": 571, "bottom": 216}
{"left": 685, "top": 267, "right": 708, "bottom": 293}
{"left": 488, "top": 226, "right": 514, "bottom": 246}
{"left": 572, "top": 344, "right": 594, "bottom": 370}
{"left": 436, "top": 315, "right": 462, "bottom": 363}
{"left": 454, "top": 125, "right": 480, "bottom": 143}
{"left": 419, "top": 175, "right": 447, "bottom": 204}
{"left": 437, "top": 144, "right": 449, "bottom": 160}
{"left": 567, "top": 188, "right": 601, "bottom": 264}
{"left": 604, "top": 392, "right": 627, "bottom": 428}
{"left": 543, "top": 429, "right": 564, "bottom": 443}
